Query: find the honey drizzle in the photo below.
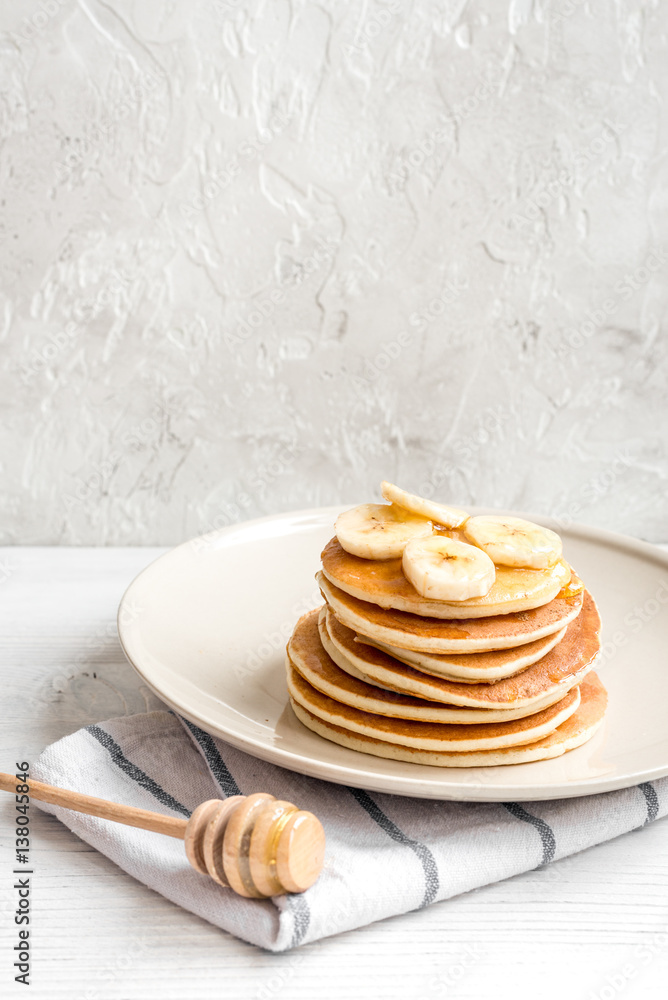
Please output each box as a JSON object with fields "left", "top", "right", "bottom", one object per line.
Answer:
{"left": 557, "top": 577, "right": 585, "bottom": 600}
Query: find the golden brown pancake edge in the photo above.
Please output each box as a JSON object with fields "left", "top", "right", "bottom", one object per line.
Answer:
{"left": 289, "top": 672, "right": 607, "bottom": 768}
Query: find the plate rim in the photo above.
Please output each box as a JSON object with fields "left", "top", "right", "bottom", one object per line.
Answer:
{"left": 117, "top": 505, "right": 668, "bottom": 802}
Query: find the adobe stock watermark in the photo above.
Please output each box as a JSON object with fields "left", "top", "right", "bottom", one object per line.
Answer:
{"left": 388, "top": 73, "right": 502, "bottom": 193}
{"left": 417, "top": 404, "right": 512, "bottom": 498}
{"left": 428, "top": 943, "right": 484, "bottom": 996}
{"left": 254, "top": 899, "right": 355, "bottom": 999}
{"left": 351, "top": 276, "right": 467, "bottom": 389}
{"left": 223, "top": 235, "right": 339, "bottom": 348}
{"left": 20, "top": 271, "right": 133, "bottom": 381}
{"left": 556, "top": 246, "right": 667, "bottom": 359}
{"left": 55, "top": 71, "right": 163, "bottom": 179}
{"left": 587, "top": 925, "right": 668, "bottom": 1000}
{"left": 19, "top": 322, "right": 79, "bottom": 382}
{"left": 408, "top": 276, "right": 468, "bottom": 335}
{"left": 0, "top": 558, "right": 14, "bottom": 585}
{"left": 11, "top": 0, "right": 69, "bottom": 44}
{"left": 82, "top": 267, "right": 134, "bottom": 315}
{"left": 180, "top": 111, "right": 291, "bottom": 219}
{"left": 192, "top": 443, "right": 304, "bottom": 551}
{"left": 72, "top": 599, "right": 143, "bottom": 670}
{"left": 77, "top": 937, "right": 150, "bottom": 1000}
{"left": 61, "top": 402, "right": 175, "bottom": 510}
{"left": 214, "top": 0, "right": 245, "bottom": 18}
{"left": 235, "top": 587, "right": 322, "bottom": 683}
{"left": 597, "top": 578, "right": 668, "bottom": 669}
{"left": 350, "top": 328, "right": 414, "bottom": 390}
{"left": 343, "top": 0, "right": 401, "bottom": 57}
{"left": 554, "top": 450, "right": 632, "bottom": 530}
{"left": 510, "top": 120, "right": 627, "bottom": 228}
{"left": 549, "top": 0, "right": 587, "bottom": 27}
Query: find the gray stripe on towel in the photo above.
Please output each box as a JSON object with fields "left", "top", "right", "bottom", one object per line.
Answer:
{"left": 503, "top": 802, "right": 556, "bottom": 865}
{"left": 638, "top": 782, "right": 659, "bottom": 825}
{"left": 285, "top": 894, "right": 311, "bottom": 949}
{"left": 181, "top": 718, "right": 311, "bottom": 946}
{"left": 86, "top": 725, "right": 190, "bottom": 816}
{"left": 180, "top": 718, "right": 242, "bottom": 798}
{"left": 348, "top": 788, "right": 439, "bottom": 908}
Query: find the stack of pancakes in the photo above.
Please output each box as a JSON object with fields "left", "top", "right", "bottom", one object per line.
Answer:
{"left": 286, "top": 537, "right": 607, "bottom": 768}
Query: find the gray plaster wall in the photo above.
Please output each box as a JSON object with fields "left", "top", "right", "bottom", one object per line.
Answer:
{"left": 1, "top": 0, "right": 666, "bottom": 545}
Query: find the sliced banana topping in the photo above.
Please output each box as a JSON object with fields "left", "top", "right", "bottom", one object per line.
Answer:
{"left": 464, "top": 515, "right": 562, "bottom": 569}
{"left": 402, "top": 535, "right": 496, "bottom": 602}
{"left": 380, "top": 481, "right": 469, "bottom": 529}
{"left": 335, "top": 503, "right": 433, "bottom": 560}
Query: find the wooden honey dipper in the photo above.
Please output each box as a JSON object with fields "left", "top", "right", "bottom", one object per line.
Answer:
{"left": 0, "top": 773, "right": 326, "bottom": 897}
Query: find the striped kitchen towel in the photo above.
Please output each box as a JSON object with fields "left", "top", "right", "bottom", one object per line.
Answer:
{"left": 31, "top": 710, "right": 667, "bottom": 952}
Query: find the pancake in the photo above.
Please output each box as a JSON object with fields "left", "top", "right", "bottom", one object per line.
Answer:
{"left": 318, "top": 571, "right": 584, "bottom": 654}
{"left": 322, "top": 593, "right": 601, "bottom": 709}
{"left": 290, "top": 672, "right": 607, "bottom": 767}
{"left": 288, "top": 609, "right": 567, "bottom": 724}
{"left": 287, "top": 659, "right": 581, "bottom": 752}
{"left": 361, "top": 626, "right": 568, "bottom": 682}
{"left": 320, "top": 607, "right": 572, "bottom": 716}
{"left": 321, "top": 537, "right": 572, "bottom": 619}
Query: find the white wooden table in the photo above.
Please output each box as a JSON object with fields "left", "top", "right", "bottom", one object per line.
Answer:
{"left": 1, "top": 548, "right": 667, "bottom": 1000}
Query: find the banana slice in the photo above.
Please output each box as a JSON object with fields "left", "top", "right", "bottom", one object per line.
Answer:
{"left": 380, "top": 481, "right": 469, "bottom": 528}
{"left": 402, "top": 535, "right": 495, "bottom": 601}
{"left": 464, "top": 515, "right": 562, "bottom": 569}
{"left": 335, "top": 504, "right": 433, "bottom": 560}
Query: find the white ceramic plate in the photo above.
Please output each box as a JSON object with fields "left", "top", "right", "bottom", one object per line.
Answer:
{"left": 118, "top": 506, "right": 668, "bottom": 801}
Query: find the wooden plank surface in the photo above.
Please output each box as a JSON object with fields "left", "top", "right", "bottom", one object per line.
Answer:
{"left": 1, "top": 547, "right": 667, "bottom": 1000}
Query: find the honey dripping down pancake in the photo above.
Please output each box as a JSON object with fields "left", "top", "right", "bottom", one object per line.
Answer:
{"left": 321, "top": 597, "right": 601, "bottom": 709}
{"left": 284, "top": 482, "right": 607, "bottom": 768}
{"left": 289, "top": 608, "right": 571, "bottom": 723}
{"left": 336, "top": 593, "right": 597, "bottom": 685}
{"left": 319, "top": 610, "right": 570, "bottom": 717}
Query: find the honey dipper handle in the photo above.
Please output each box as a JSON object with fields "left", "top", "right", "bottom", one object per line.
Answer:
{"left": 0, "top": 772, "right": 188, "bottom": 840}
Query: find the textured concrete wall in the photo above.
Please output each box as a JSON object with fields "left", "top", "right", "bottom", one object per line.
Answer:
{"left": 1, "top": 0, "right": 667, "bottom": 545}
